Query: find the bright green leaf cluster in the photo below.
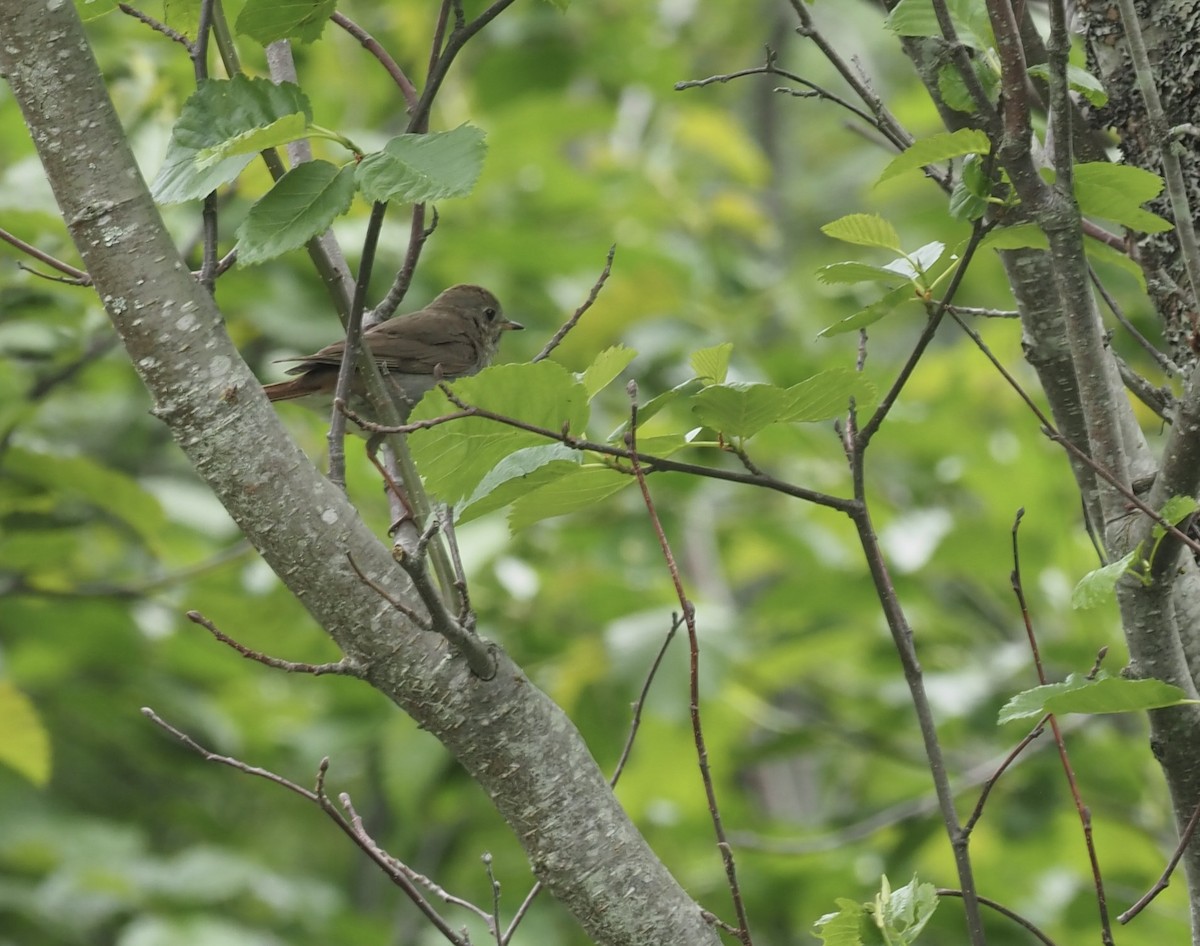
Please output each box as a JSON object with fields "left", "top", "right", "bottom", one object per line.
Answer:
{"left": 814, "top": 875, "right": 938, "bottom": 946}
{"left": 150, "top": 76, "right": 486, "bottom": 265}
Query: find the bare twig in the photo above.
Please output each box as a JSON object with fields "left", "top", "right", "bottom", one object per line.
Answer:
{"left": 1008, "top": 511, "right": 1113, "bottom": 944}
{"left": 625, "top": 384, "right": 753, "bottom": 945}
{"left": 331, "top": 11, "right": 419, "bottom": 109}
{"left": 186, "top": 611, "right": 359, "bottom": 675}
{"left": 141, "top": 710, "right": 474, "bottom": 946}
{"left": 346, "top": 552, "right": 432, "bottom": 628}
{"left": 534, "top": 245, "right": 617, "bottom": 362}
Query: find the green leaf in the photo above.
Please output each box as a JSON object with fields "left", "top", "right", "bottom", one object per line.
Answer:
{"left": 1152, "top": 495, "right": 1199, "bottom": 539}
{"left": 878, "top": 129, "right": 991, "bottom": 183}
{"left": 0, "top": 680, "right": 51, "bottom": 787}
{"left": 817, "top": 284, "right": 916, "bottom": 338}
{"left": 408, "top": 361, "right": 589, "bottom": 504}
{"left": 815, "top": 262, "right": 904, "bottom": 286}
{"left": 691, "top": 342, "right": 734, "bottom": 384}
{"left": 949, "top": 153, "right": 990, "bottom": 221}
{"left": 508, "top": 466, "right": 632, "bottom": 530}
{"left": 1071, "top": 548, "right": 1139, "bottom": 609}
{"left": 876, "top": 875, "right": 938, "bottom": 946}
{"left": 236, "top": 0, "right": 336, "bottom": 45}
{"left": 1065, "top": 163, "right": 1172, "bottom": 234}
{"left": 885, "top": 0, "right": 992, "bottom": 48}
{"left": 457, "top": 444, "right": 580, "bottom": 525}
{"left": 783, "top": 369, "right": 877, "bottom": 422}
{"left": 151, "top": 77, "right": 313, "bottom": 203}
{"left": 821, "top": 213, "right": 901, "bottom": 251}
{"left": 579, "top": 345, "right": 637, "bottom": 399}
{"left": 999, "top": 672, "right": 1197, "bottom": 723}
{"left": 979, "top": 223, "right": 1049, "bottom": 251}
{"left": 893, "top": 241, "right": 945, "bottom": 279}
{"left": 691, "top": 382, "right": 789, "bottom": 439}
{"left": 1027, "top": 63, "right": 1108, "bottom": 107}
{"left": 195, "top": 112, "right": 311, "bottom": 169}
{"left": 235, "top": 161, "right": 356, "bottom": 266}
{"left": 813, "top": 898, "right": 865, "bottom": 946}
{"left": 356, "top": 125, "right": 487, "bottom": 204}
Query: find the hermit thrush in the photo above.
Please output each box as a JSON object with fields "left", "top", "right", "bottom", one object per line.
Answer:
{"left": 263, "top": 284, "right": 523, "bottom": 422}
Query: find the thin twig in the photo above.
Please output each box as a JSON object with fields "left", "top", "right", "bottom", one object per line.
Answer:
{"left": 625, "top": 383, "right": 753, "bottom": 946}
{"left": 331, "top": 11, "right": 419, "bottom": 109}
{"left": 1009, "top": 510, "right": 1113, "bottom": 943}
{"left": 117, "top": 2, "right": 193, "bottom": 49}
{"left": 141, "top": 710, "right": 473, "bottom": 946}
{"left": 360, "top": 388, "right": 858, "bottom": 512}
{"left": 186, "top": 611, "right": 359, "bottom": 675}
{"left": 1119, "top": 798, "right": 1200, "bottom": 922}
{"left": 937, "top": 890, "right": 1059, "bottom": 946}
{"left": 345, "top": 552, "right": 432, "bottom": 628}
{"left": 0, "top": 227, "right": 90, "bottom": 281}
{"left": 534, "top": 245, "right": 617, "bottom": 361}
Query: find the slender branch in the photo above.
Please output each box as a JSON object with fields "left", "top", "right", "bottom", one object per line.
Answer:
{"left": 141, "top": 710, "right": 473, "bottom": 946}
{"left": 0, "top": 227, "right": 89, "bottom": 281}
{"left": 1009, "top": 512, "right": 1113, "bottom": 944}
{"left": 331, "top": 11, "right": 419, "bottom": 109}
{"left": 1120, "top": 797, "right": 1200, "bottom": 922}
{"left": 534, "top": 245, "right": 617, "bottom": 361}
{"left": 186, "top": 611, "right": 360, "bottom": 675}
{"left": 625, "top": 385, "right": 752, "bottom": 946}
{"left": 117, "top": 2, "right": 193, "bottom": 49}
{"left": 364, "top": 389, "right": 857, "bottom": 512}
{"left": 937, "top": 890, "right": 1059, "bottom": 946}
{"left": 859, "top": 219, "right": 992, "bottom": 447}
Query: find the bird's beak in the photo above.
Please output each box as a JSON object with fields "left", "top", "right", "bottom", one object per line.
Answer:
{"left": 503, "top": 319, "right": 524, "bottom": 331}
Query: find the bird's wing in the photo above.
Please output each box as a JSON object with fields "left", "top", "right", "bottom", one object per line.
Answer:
{"left": 371, "top": 316, "right": 480, "bottom": 376}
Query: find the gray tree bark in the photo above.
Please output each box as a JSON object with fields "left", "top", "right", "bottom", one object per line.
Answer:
{"left": 0, "top": 5, "right": 721, "bottom": 945}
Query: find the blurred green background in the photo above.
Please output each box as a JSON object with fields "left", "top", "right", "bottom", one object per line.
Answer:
{"left": 0, "top": 1, "right": 1183, "bottom": 943}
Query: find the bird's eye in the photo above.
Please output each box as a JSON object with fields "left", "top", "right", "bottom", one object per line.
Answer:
{"left": 484, "top": 307, "right": 497, "bottom": 321}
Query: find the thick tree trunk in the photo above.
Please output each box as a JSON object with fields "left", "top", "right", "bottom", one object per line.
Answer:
{"left": 0, "top": 5, "right": 721, "bottom": 945}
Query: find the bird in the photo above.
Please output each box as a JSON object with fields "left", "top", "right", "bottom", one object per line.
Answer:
{"left": 263, "top": 284, "right": 523, "bottom": 423}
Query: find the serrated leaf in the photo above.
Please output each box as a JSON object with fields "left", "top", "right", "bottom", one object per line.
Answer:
{"left": 0, "top": 681, "right": 51, "bottom": 787}
{"left": 235, "top": 161, "right": 356, "bottom": 266}
{"left": 356, "top": 125, "right": 487, "bottom": 204}
{"left": 196, "top": 112, "right": 311, "bottom": 169}
{"left": 821, "top": 214, "right": 901, "bottom": 251}
{"left": 457, "top": 444, "right": 580, "bottom": 525}
{"left": 783, "top": 369, "right": 877, "bottom": 422}
{"left": 1028, "top": 62, "right": 1108, "bottom": 107}
{"left": 408, "top": 361, "right": 588, "bottom": 504}
{"left": 508, "top": 466, "right": 632, "bottom": 530}
{"left": 691, "top": 382, "right": 789, "bottom": 439}
{"left": 878, "top": 875, "right": 938, "bottom": 945}
{"left": 1059, "top": 163, "right": 1173, "bottom": 233}
{"left": 816, "top": 262, "right": 904, "bottom": 286}
{"left": 236, "top": 0, "right": 336, "bottom": 46}
{"left": 878, "top": 129, "right": 991, "bottom": 183}
{"left": 1000, "top": 672, "right": 1196, "bottom": 723}
{"left": 813, "top": 898, "right": 865, "bottom": 946}
{"left": 151, "top": 77, "right": 313, "bottom": 203}
{"left": 691, "top": 342, "right": 733, "bottom": 384}
{"left": 817, "top": 284, "right": 916, "bottom": 338}
{"left": 1072, "top": 548, "right": 1139, "bottom": 609}
{"left": 579, "top": 345, "right": 636, "bottom": 399}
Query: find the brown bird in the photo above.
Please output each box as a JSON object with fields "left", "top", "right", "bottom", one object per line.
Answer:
{"left": 263, "top": 284, "right": 523, "bottom": 421}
